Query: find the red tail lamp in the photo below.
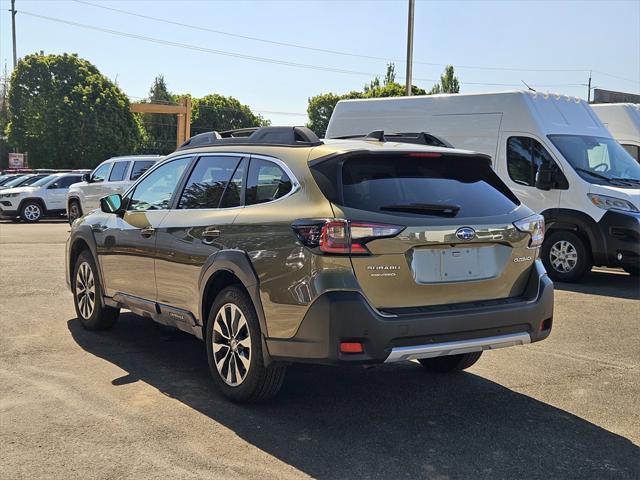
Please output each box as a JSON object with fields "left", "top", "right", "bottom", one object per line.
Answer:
{"left": 340, "top": 342, "right": 364, "bottom": 354}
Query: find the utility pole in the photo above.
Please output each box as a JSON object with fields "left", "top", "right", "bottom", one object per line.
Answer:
{"left": 10, "top": 0, "right": 17, "bottom": 69}
{"left": 405, "top": 0, "right": 415, "bottom": 96}
{"left": 587, "top": 71, "right": 592, "bottom": 103}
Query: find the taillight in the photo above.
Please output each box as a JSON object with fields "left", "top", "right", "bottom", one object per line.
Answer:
{"left": 514, "top": 214, "right": 545, "bottom": 248}
{"left": 292, "top": 219, "right": 404, "bottom": 255}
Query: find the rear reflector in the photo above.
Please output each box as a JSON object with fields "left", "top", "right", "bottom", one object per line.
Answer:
{"left": 340, "top": 342, "right": 364, "bottom": 354}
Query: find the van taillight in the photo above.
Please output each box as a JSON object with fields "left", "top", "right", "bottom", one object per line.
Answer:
{"left": 291, "top": 219, "right": 404, "bottom": 255}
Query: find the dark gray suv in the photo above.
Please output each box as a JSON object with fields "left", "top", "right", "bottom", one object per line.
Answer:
{"left": 66, "top": 127, "right": 553, "bottom": 402}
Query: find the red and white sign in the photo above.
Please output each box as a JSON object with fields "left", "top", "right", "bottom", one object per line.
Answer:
{"left": 8, "top": 153, "right": 25, "bottom": 169}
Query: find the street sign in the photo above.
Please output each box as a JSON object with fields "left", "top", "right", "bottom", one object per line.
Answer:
{"left": 8, "top": 153, "right": 25, "bottom": 169}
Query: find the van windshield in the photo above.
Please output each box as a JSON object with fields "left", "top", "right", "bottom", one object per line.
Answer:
{"left": 549, "top": 135, "right": 640, "bottom": 186}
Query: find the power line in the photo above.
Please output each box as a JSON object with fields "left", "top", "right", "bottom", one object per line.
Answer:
{"left": 71, "top": 0, "right": 594, "bottom": 74}
{"left": 18, "top": 10, "right": 587, "bottom": 89}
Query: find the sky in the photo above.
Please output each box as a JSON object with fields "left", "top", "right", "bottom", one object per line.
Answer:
{"left": 1, "top": 0, "right": 639, "bottom": 125}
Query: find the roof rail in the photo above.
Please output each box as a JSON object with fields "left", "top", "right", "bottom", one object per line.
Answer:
{"left": 333, "top": 131, "right": 453, "bottom": 148}
{"left": 177, "top": 126, "right": 322, "bottom": 150}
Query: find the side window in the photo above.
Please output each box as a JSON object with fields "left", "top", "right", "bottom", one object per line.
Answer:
{"left": 178, "top": 156, "right": 243, "bottom": 209}
{"left": 507, "top": 136, "right": 556, "bottom": 186}
{"left": 127, "top": 157, "right": 191, "bottom": 212}
{"left": 108, "top": 162, "right": 130, "bottom": 182}
{"left": 50, "top": 176, "right": 82, "bottom": 189}
{"left": 622, "top": 144, "right": 639, "bottom": 162}
{"left": 245, "top": 158, "right": 293, "bottom": 206}
{"left": 91, "top": 162, "right": 111, "bottom": 182}
{"left": 130, "top": 160, "right": 156, "bottom": 180}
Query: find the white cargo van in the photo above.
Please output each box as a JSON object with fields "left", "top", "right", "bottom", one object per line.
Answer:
{"left": 326, "top": 91, "right": 640, "bottom": 280}
{"left": 591, "top": 103, "right": 640, "bottom": 163}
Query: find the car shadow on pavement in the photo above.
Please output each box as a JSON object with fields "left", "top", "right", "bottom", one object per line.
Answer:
{"left": 554, "top": 270, "right": 640, "bottom": 301}
{"left": 68, "top": 315, "right": 639, "bottom": 480}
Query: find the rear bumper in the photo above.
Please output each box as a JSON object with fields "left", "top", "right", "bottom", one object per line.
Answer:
{"left": 266, "top": 259, "right": 554, "bottom": 365}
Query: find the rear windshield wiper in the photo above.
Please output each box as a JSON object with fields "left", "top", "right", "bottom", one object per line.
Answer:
{"left": 380, "top": 203, "right": 460, "bottom": 217}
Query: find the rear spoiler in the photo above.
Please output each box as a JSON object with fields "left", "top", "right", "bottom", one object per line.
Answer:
{"left": 330, "top": 130, "right": 453, "bottom": 148}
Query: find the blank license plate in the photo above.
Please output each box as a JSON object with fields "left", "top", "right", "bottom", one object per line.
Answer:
{"left": 412, "top": 247, "right": 499, "bottom": 283}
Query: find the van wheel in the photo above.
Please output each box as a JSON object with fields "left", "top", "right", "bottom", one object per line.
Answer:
{"left": 542, "top": 231, "right": 591, "bottom": 282}
{"left": 206, "top": 286, "right": 286, "bottom": 403}
{"left": 73, "top": 251, "right": 119, "bottom": 330}
{"left": 68, "top": 200, "right": 82, "bottom": 224}
{"left": 20, "top": 201, "right": 43, "bottom": 223}
{"left": 419, "top": 352, "right": 482, "bottom": 373}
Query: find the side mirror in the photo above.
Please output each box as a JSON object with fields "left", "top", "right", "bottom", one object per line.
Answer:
{"left": 82, "top": 173, "right": 91, "bottom": 183}
{"left": 535, "top": 164, "right": 554, "bottom": 191}
{"left": 100, "top": 194, "right": 123, "bottom": 215}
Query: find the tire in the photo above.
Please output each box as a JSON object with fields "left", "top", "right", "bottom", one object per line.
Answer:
{"left": 20, "top": 201, "right": 43, "bottom": 223}
{"left": 206, "top": 286, "right": 286, "bottom": 403}
{"left": 68, "top": 199, "right": 82, "bottom": 225}
{"left": 73, "top": 250, "right": 119, "bottom": 330}
{"left": 624, "top": 266, "right": 639, "bottom": 277}
{"left": 542, "top": 230, "right": 592, "bottom": 282}
{"left": 419, "top": 351, "right": 483, "bottom": 373}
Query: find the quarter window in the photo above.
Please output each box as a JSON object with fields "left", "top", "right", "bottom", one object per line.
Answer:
{"left": 108, "top": 162, "right": 130, "bottom": 182}
{"left": 245, "top": 158, "right": 293, "bottom": 205}
{"left": 91, "top": 162, "right": 111, "bottom": 182}
{"left": 507, "top": 137, "right": 557, "bottom": 186}
{"left": 127, "top": 157, "right": 191, "bottom": 211}
{"left": 622, "top": 144, "right": 639, "bottom": 163}
{"left": 130, "top": 160, "right": 156, "bottom": 180}
{"left": 178, "top": 156, "right": 244, "bottom": 209}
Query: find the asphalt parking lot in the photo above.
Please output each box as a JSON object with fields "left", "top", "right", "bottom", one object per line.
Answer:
{"left": 0, "top": 221, "right": 638, "bottom": 480}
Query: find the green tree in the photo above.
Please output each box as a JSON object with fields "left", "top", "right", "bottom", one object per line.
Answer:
{"left": 429, "top": 65, "right": 460, "bottom": 94}
{"left": 190, "top": 94, "right": 269, "bottom": 134}
{"left": 6, "top": 53, "right": 141, "bottom": 169}
{"left": 139, "top": 75, "right": 177, "bottom": 154}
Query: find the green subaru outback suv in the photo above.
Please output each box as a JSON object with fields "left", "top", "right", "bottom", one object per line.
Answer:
{"left": 66, "top": 127, "right": 553, "bottom": 402}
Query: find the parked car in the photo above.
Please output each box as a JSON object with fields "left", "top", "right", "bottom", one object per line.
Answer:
{"left": 66, "top": 126, "right": 553, "bottom": 403}
{"left": 0, "top": 174, "right": 27, "bottom": 186}
{"left": 0, "top": 172, "right": 84, "bottom": 222}
{"left": 591, "top": 103, "right": 640, "bottom": 163}
{"left": 326, "top": 91, "right": 640, "bottom": 280}
{"left": 66, "top": 155, "right": 161, "bottom": 223}
{"left": 0, "top": 174, "right": 49, "bottom": 190}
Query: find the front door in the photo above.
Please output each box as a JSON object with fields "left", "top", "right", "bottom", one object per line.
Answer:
{"left": 97, "top": 156, "right": 193, "bottom": 301}
{"left": 46, "top": 175, "right": 83, "bottom": 211}
{"left": 498, "top": 134, "right": 566, "bottom": 214}
{"left": 84, "top": 162, "right": 112, "bottom": 211}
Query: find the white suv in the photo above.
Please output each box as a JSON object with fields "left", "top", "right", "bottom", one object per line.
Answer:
{"left": 66, "top": 155, "right": 161, "bottom": 223}
{"left": 0, "top": 172, "right": 85, "bottom": 222}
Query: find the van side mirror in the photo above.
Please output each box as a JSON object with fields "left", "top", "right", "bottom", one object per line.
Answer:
{"left": 535, "top": 164, "right": 554, "bottom": 191}
{"left": 100, "top": 194, "right": 123, "bottom": 215}
{"left": 82, "top": 173, "right": 91, "bottom": 183}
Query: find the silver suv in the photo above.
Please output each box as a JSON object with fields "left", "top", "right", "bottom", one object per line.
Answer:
{"left": 66, "top": 155, "right": 161, "bottom": 223}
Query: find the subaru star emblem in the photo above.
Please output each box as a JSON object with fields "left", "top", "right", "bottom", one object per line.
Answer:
{"left": 456, "top": 227, "right": 476, "bottom": 241}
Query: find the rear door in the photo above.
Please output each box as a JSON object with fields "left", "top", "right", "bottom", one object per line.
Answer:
{"left": 104, "top": 161, "right": 131, "bottom": 197}
{"left": 155, "top": 154, "right": 246, "bottom": 314}
{"left": 317, "top": 151, "right": 535, "bottom": 311}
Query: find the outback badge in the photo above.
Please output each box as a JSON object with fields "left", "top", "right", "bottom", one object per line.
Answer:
{"left": 455, "top": 227, "right": 476, "bottom": 241}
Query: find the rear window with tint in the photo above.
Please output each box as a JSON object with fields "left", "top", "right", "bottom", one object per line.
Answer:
{"left": 312, "top": 153, "right": 519, "bottom": 218}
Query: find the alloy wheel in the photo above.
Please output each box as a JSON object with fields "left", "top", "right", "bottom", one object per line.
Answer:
{"left": 75, "top": 262, "right": 96, "bottom": 319}
{"left": 24, "top": 204, "right": 42, "bottom": 221}
{"left": 549, "top": 240, "right": 578, "bottom": 273}
{"left": 212, "top": 303, "right": 252, "bottom": 386}
{"left": 69, "top": 203, "right": 80, "bottom": 221}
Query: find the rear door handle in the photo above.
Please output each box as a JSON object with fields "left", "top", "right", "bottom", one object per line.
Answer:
{"left": 141, "top": 227, "right": 155, "bottom": 238}
{"left": 202, "top": 227, "right": 221, "bottom": 244}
